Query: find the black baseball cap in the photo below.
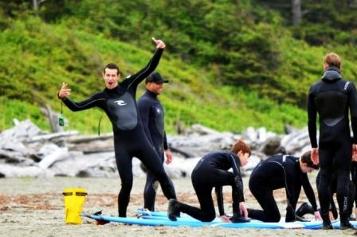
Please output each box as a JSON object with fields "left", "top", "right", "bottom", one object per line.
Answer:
{"left": 145, "top": 72, "right": 169, "bottom": 84}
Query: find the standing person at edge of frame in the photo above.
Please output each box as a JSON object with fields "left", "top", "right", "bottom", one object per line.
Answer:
{"left": 57, "top": 38, "right": 176, "bottom": 217}
{"left": 167, "top": 140, "right": 251, "bottom": 223}
{"left": 247, "top": 151, "right": 321, "bottom": 222}
{"left": 307, "top": 52, "right": 357, "bottom": 230}
{"left": 138, "top": 71, "right": 173, "bottom": 211}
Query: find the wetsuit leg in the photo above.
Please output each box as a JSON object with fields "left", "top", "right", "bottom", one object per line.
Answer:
{"left": 143, "top": 171, "right": 158, "bottom": 211}
{"left": 177, "top": 184, "right": 216, "bottom": 222}
{"left": 136, "top": 143, "right": 176, "bottom": 200}
{"left": 351, "top": 162, "right": 357, "bottom": 214}
{"left": 333, "top": 141, "right": 352, "bottom": 220}
{"left": 143, "top": 152, "right": 164, "bottom": 211}
{"left": 317, "top": 145, "right": 334, "bottom": 220}
{"left": 174, "top": 170, "right": 215, "bottom": 222}
{"left": 248, "top": 178, "right": 280, "bottom": 222}
{"left": 114, "top": 148, "right": 133, "bottom": 217}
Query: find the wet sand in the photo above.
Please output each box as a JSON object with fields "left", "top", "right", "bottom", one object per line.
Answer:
{"left": 0, "top": 176, "right": 355, "bottom": 237}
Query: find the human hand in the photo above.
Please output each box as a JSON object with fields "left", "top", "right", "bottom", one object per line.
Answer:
{"left": 239, "top": 202, "right": 248, "bottom": 218}
{"left": 311, "top": 148, "right": 319, "bottom": 165}
{"left": 165, "top": 149, "right": 173, "bottom": 165}
{"left": 58, "top": 82, "right": 71, "bottom": 99}
{"left": 352, "top": 144, "right": 357, "bottom": 161}
{"left": 314, "top": 211, "right": 322, "bottom": 221}
{"left": 219, "top": 214, "right": 231, "bottom": 223}
{"left": 152, "top": 37, "right": 166, "bottom": 49}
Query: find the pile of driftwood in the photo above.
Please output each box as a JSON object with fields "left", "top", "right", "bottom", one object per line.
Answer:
{"left": 0, "top": 119, "right": 314, "bottom": 178}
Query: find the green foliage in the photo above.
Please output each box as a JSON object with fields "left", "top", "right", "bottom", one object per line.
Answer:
{"left": 0, "top": 0, "right": 357, "bottom": 134}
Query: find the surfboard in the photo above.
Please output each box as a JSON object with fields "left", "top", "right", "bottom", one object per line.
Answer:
{"left": 84, "top": 213, "right": 304, "bottom": 229}
{"left": 302, "top": 220, "right": 357, "bottom": 230}
{"left": 136, "top": 209, "right": 357, "bottom": 229}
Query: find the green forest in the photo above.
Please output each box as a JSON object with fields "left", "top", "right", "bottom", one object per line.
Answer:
{"left": 1, "top": 0, "right": 356, "bottom": 134}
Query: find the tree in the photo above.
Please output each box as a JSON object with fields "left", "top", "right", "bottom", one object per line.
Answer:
{"left": 32, "top": 0, "right": 46, "bottom": 10}
{"left": 291, "top": 0, "right": 302, "bottom": 25}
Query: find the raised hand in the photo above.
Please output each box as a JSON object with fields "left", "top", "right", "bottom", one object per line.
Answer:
{"left": 152, "top": 37, "right": 166, "bottom": 49}
{"left": 58, "top": 82, "right": 71, "bottom": 99}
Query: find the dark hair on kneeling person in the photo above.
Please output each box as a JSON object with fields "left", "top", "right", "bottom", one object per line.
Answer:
{"left": 301, "top": 151, "right": 319, "bottom": 169}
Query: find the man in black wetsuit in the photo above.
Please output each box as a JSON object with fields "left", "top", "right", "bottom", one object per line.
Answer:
{"left": 307, "top": 52, "right": 357, "bottom": 229}
{"left": 247, "top": 152, "right": 320, "bottom": 222}
{"left": 57, "top": 38, "right": 176, "bottom": 217}
{"left": 138, "top": 71, "right": 173, "bottom": 211}
{"left": 167, "top": 140, "right": 251, "bottom": 223}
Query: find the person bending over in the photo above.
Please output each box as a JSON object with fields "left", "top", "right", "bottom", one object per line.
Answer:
{"left": 167, "top": 140, "right": 251, "bottom": 223}
{"left": 248, "top": 151, "right": 320, "bottom": 222}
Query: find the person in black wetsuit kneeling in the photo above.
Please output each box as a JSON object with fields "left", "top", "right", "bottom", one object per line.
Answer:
{"left": 57, "top": 38, "right": 176, "bottom": 217}
{"left": 307, "top": 52, "right": 357, "bottom": 229}
{"left": 247, "top": 151, "right": 321, "bottom": 222}
{"left": 167, "top": 140, "right": 251, "bottom": 223}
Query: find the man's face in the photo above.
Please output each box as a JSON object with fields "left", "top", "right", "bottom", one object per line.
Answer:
{"left": 103, "top": 68, "right": 119, "bottom": 89}
{"left": 147, "top": 82, "right": 164, "bottom": 95}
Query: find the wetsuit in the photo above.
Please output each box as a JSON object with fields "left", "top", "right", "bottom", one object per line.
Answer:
{"left": 352, "top": 162, "right": 357, "bottom": 213}
{"left": 174, "top": 151, "right": 244, "bottom": 222}
{"left": 138, "top": 89, "right": 170, "bottom": 211}
{"left": 248, "top": 155, "right": 318, "bottom": 222}
{"left": 61, "top": 48, "right": 176, "bottom": 217}
{"left": 307, "top": 66, "right": 357, "bottom": 223}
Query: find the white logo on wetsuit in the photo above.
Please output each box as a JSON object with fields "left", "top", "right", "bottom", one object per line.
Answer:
{"left": 114, "top": 100, "right": 127, "bottom": 106}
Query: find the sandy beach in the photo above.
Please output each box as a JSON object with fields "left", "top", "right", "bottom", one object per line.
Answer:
{"left": 0, "top": 176, "right": 355, "bottom": 237}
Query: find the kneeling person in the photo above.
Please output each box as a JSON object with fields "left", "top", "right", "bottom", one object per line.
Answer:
{"left": 168, "top": 140, "right": 251, "bottom": 222}
{"left": 248, "top": 151, "right": 320, "bottom": 222}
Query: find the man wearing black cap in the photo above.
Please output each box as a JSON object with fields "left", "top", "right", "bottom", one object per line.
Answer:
{"left": 138, "top": 71, "right": 173, "bottom": 211}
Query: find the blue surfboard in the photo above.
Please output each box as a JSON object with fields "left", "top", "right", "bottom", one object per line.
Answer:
{"left": 85, "top": 213, "right": 304, "bottom": 229}
{"left": 136, "top": 209, "right": 357, "bottom": 229}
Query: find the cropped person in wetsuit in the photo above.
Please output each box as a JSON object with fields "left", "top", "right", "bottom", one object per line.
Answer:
{"left": 247, "top": 152, "right": 320, "bottom": 222}
{"left": 57, "top": 38, "right": 176, "bottom": 217}
{"left": 295, "top": 170, "right": 356, "bottom": 221}
{"left": 167, "top": 140, "right": 251, "bottom": 223}
{"left": 307, "top": 52, "right": 357, "bottom": 229}
{"left": 138, "top": 72, "right": 173, "bottom": 211}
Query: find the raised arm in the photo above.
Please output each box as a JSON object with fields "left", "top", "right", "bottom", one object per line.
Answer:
{"left": 127, "top": 38, "right": 165, "bottom": 89}
{"left": 58, "top": 82, "right": 103, "bottom": 111}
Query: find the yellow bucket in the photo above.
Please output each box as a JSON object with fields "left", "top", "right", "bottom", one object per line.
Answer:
{"left": 63, "top": 187, "right": 87, "bottom": 224}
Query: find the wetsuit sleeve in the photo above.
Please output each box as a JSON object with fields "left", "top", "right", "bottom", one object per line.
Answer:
{"left": 215, "top": 186, "right": 225, "bottom": 216}
{"left": 230, "top": 156, "right": 245, "bottom": 202}
{"left": 137, "top": 98, "right": 154, "bottom": 144}
{"left": 307, "top": 87, "right": 318, "bottom": 148}
{"left": 301, "top": 173, "right": 318, "bottom": 211}
{"left": 163, "top": 131, "right": 168, "bottom": 150}
{"left": 126, "top": 49, "right": 163, "bottom": 89}
{"left": 347, "top": 82, "right": 357, "bottom": 143}
{"left": 61, "top": 93, "right": 103, "bottom": 111}
{"left": 284, "top": 165, "right": 298, "bottom": 222}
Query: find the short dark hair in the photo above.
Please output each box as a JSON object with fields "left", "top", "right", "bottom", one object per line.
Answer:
{"left": 300, "top": 151, "right": 319, "bottom": 169}
{"left": 103, "top": 63, "right": 120, "bottom": 75}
